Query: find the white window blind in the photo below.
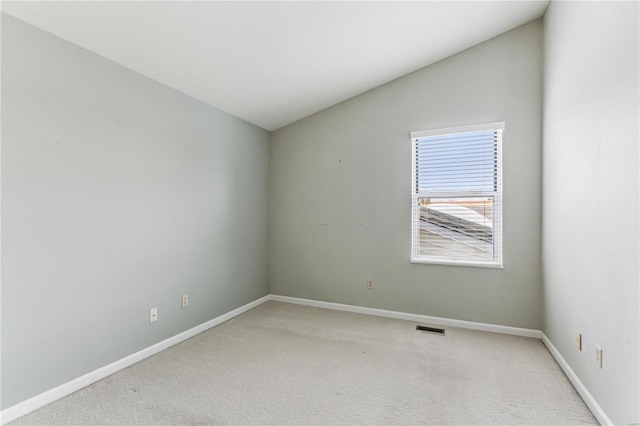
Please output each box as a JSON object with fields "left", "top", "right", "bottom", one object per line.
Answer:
{"left": 410, "top": 122, "right": 503, "bottom": 268}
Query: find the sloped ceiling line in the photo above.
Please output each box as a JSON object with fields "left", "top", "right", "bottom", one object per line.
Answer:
{"left": 2, "top": 1, "right": 549, "bottom": 131}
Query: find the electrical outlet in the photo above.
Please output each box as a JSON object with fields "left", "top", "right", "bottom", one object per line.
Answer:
{"left": 575, "top": 332, "right": 582, "bottom": 351}
{"left": 367, "top": 279, "right": 373, "bottom": 289}
{"left": 595, "top": 346, "right": 602, "bottom": 368}
{"left": 149, "top": 307, "right": 158, "bottom": 322}
{"left": 182, "top": 294, "right": 189, "bottom": 308}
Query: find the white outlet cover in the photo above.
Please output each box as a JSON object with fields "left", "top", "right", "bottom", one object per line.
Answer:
{"left": 150, "top": 308, "right": 158, "bottom": 322}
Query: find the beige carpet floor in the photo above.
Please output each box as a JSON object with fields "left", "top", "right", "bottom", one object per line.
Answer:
{"left": 10, "top": 301, "right": 597, "bottom": 425}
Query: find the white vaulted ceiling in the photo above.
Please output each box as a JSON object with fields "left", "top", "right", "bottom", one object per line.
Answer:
{"left": 2, "top": 1, "right": 549, "bottom": 131}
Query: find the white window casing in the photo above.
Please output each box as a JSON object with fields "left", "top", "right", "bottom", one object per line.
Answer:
{"left": 410, "top": 122, "right": 504, "bottom": 268}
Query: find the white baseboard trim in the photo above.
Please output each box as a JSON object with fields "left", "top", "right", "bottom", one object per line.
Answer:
{"left": 269, "top": 295, "right": 542, "bottom": 338}
{"left": 0, "top": 295, "right": 271, "bottom": 426}
{"left": 2, "top": 294, "right": 612, "bottom": 426}
{"left": 541, "top": 333, "right": 612, "bottom": 426}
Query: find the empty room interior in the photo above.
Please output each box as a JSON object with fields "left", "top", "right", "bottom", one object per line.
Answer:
{"left": 1, "top": 1, "right": 638, "bottom": 425}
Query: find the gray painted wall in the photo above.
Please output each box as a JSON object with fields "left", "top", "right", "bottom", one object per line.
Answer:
{"left": 270, "top": 21, "right": 543, "bottom": 329}
{"left": 542, "top": 2, "right": 639, "bottom": 424}
{"left": 1, "top": 15, "right": 270, "bottom": 409}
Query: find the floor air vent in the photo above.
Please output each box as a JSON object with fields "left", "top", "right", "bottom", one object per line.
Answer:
{"left": 416, "top": 325, "right": 445, "bottom": 335}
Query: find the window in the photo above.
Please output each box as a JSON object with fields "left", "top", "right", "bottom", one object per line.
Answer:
{"left": 410, "top": 122, "right": 503, "bottom": 268}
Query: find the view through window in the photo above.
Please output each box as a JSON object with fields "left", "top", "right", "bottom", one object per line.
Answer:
{"left": 410, "top": 123, "right": 503, "bottom": 267}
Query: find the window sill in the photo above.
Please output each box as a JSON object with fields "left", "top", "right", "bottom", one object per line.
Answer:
{"left": 411, "top": 257, "right": 504, "bottom": 269}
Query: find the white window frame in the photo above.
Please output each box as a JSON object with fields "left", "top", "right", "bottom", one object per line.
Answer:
{"left": 410, "top": 122, "right": 504, "bottom": 269}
